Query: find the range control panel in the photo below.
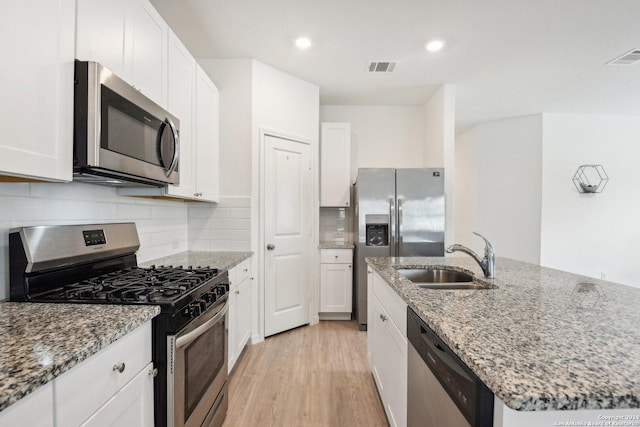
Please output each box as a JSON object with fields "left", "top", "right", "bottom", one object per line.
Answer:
{"left": 83, "top": 229, "right": 107, "bottom": 246}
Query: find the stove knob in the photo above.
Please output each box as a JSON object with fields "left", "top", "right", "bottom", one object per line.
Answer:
{"left": 198, "top": 299, "right": 207, "bottom": 312}
{"left": 190, "top": 303, "right": 201, "bottom": 317}
{"left": 222, "top": 283, "right": 230, "bottom": 292}
{"left": 202, "top": 293, "right": 212, "bottom": 303}
{"left": 215, "top": 285, "right": 226, "bottom": 297}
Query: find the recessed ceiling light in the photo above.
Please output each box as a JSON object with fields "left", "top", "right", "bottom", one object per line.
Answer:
{"left": 294, "top": 37, "right": 312, "bottom": 49}
{"left": 425, "top": 39, "right": 445, "bottom": 52}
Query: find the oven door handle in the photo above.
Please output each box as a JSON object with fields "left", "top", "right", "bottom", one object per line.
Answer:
{"left": 176, "top": 301, "right": 229, "bottom": 350}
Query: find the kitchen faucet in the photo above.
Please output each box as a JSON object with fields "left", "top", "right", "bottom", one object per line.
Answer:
{"left": 445, "top": 232, "right": 495, "bottom": 279}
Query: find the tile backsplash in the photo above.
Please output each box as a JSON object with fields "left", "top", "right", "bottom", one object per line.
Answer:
{"left": 188, "top": 197, "right": 252, "bottom": 251}
{"left": 0, "top": 182, "right": 189, "bottom": 301}
{"left": 0, "top": 182, "right": 253, "bottom": 301}
{"left": 320, "top": 207, "right": 353, "bottom": 244}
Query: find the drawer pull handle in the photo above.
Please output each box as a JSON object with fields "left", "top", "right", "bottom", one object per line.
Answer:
{"left": 113, "top": 362, "right": 126, "bottom": 373}
{"left": 379, "top": 314, "right": 387, "bottom": 322}
{"left": 235, "top": 290, "right": 240, "bottom": 295}
{"left": 149, "top": 367, "right": 158, "bottom": 378}
{"left": 244, "top": 268, "right": 248, "bottom": 272}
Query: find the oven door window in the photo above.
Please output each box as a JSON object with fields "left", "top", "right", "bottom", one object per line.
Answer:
{"left": 100, "top": 85, "right": 176, "bottom": 169}
{"left": 184, "top": 318, "right": 225, "bottom": 421}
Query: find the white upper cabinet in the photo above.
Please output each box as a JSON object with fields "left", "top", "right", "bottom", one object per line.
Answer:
{"left": 165, "top": 31, "right": 197, "bottom": 199}
{"left": 76, "top": 0, "right": 167, "bottom": 107}
{"left": 129, "top": 0, "right": 168, "bottom": 107}
{"left": 320, "top": 122, "right": 351, "bottom": 207}
{"left": 76, "top": 0, "right": 129, "bottom": 80}
{"left": 0, "top": 0, "right": 74, "bottom": 182}
{"left": 194, "top": 65, "right": 220, "bottom": 202}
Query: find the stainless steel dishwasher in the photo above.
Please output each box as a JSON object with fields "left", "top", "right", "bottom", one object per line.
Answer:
{"left": 407, "top": 307, "right": 494, "bottom": 427}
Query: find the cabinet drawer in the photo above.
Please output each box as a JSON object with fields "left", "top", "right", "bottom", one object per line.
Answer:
{"left": 320, "top": 249, "right": 353, "bottom": 264}
{"left": 55, "top": 321, "right": 152, "bottom": 427}
{"left": 372, "top": 272, "right": 407, "bottom": 335}
{"left": 230, "top": 258, "right": 251, "bottom": 290}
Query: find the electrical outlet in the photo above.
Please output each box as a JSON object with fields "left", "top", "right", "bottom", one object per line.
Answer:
{"left": 600, "top": 272, "right": 607, "bottom": 280}
{"left": 333, "top": 231, "right": 343, "bottom": 239}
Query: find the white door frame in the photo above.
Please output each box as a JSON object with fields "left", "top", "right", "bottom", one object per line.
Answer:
{"left": 253, "top": 127, "right": 319, "bottom": 343}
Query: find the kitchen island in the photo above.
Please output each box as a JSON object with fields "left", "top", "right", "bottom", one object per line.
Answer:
{"left": 367, "top": 256, "right": 640, "bottom": 425}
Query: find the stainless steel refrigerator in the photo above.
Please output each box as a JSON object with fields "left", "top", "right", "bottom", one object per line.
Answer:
{"left": 354, "top": 168, "right": 445, "bottom": 330}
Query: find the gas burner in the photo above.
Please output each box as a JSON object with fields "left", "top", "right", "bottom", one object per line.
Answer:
{"left": 45, "top": 266, "right": 220, "bottom": 304}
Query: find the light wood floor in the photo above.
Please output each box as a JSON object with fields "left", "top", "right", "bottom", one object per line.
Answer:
{"left": 222, "top": 320, "right": 389, "bottom": 427}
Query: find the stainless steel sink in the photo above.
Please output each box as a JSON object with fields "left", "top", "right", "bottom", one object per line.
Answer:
{"left": 395, "top": 268, "right": 495, "bottom": 290}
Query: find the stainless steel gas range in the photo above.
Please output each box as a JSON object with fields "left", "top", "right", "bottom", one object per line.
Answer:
{"left": 9, "top": 223, "right": 228, "bottom": 427}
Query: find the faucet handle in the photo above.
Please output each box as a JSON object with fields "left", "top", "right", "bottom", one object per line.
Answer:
{"left": 472, "top": 232, "right": 494, "bottom": 254}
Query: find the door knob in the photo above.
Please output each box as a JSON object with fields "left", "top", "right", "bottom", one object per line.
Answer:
{"left": 267, "top": 244, "right": 275, "bottom": 251}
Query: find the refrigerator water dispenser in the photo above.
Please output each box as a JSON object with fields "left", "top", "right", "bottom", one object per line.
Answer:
{"left": 365, "top": 214, "right": 389, "bottom": 246}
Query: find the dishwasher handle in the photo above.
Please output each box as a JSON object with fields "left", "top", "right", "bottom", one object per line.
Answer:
{"left": 420, "top": 326, "right": 473, "bottom": 383}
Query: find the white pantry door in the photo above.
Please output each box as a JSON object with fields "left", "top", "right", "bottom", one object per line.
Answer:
{"left": 264, "top": 134, "right": 311, "bottom": 337}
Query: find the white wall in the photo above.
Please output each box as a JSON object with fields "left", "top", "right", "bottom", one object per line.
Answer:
{"left": 540, "top": 114, "right": 640, "bottom": 288}
{"left": 455, "top": 115, "right": 543, "bottom": 264}
{"left": 424, "top": 84, "right": 456, "bottom": 247}
{"left": 320, "top": 105, "right": 425, "bottom": 181}
{"left": 0, "top": 182, "right": 189, "bottom": 301}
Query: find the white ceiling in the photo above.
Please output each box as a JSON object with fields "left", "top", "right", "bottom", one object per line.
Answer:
{"left": 150, "top": 0, "right": 640, "bottom": 131}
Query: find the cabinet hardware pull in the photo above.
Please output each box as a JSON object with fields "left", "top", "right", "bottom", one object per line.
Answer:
{"left": 113, "top": 362, "right": 126, "bottom": 373}
{"left": 235, "top": 290, "right": 240, "bottom": 295}
{"left": 244, "top": 268, "right": 248, "bottom": 272}
{"left": 148, "top": 367, "right": 158, "bottom": 377}
{"left": 379, "top": 314, "right": 387, "bottom": 322}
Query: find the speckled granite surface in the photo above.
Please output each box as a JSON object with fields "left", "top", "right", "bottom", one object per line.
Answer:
{"left": 318, "top": 242, "right": 355, "bottom": 249}
{"left": 366, "top": 256, "right": 640, "bottom": 411}
{"left": 0, "top": 303, "right": 159, "bottom": 412}
{"left": 140, "top": 251, "right": 253, "bottom": 271}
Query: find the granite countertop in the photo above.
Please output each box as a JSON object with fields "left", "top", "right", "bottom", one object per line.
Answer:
{"left": 366, "top": 256, "right": 640, "bottom": 412}
{"left": 319, "top": 242, "right": 354, "bottom": 249}
{"left": 140, "top": 251, "right": 253, "bottom": 271}
{"left": 0, "top": 303, "right": 159, "bottom": 412}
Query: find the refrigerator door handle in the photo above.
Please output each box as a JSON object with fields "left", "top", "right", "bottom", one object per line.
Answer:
{"left": 398, "top": 198, "right": 403, "bottom": 257}
{"left": 389, "top": 197, "right": 396, "bottom": 256}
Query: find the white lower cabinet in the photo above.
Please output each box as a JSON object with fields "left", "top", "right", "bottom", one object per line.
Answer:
{"left": 368, "top": 269, "right": 407, "bottom": 427}
{"left": 0, "top": 382, "right": 54, "bottom": 427}
{"left": 228, "top": 258, "right": 252, "bottom": 373}
{"left": 319, "top": 249, "right": 353, "bottom": 319}
{"left": 80, "top": 361, "right": 154, "bottom": 427}
{"left": 55, "top": 322, "right": 154, "bottom": 426}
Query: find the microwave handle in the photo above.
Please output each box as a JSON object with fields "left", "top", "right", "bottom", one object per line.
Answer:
{"left": 162, "top": 117, "right": 180, "bottom": 177}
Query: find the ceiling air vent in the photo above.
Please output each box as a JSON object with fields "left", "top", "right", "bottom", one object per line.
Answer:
{"left": 607, "top": 49, "right": 640, "bottom": 65}
{"left": 368, "top": 61, "right": 396, "bottom": 73}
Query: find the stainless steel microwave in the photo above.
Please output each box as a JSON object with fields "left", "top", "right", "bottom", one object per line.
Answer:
{"left": 73, "top": 60, "right": 180, "bottom": 187}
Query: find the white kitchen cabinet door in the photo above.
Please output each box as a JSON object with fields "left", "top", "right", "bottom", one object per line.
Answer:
{"left": 166, "top": 30, "right": 197, "bottom": 199}
{"left": 234, "top": 276, "right": 252, "bottom": 359}
{"left": 228, "top": 259, "right": 252, "bottom": 373}
{"left": 129, "top": 0, "right": 168, "bottom": 107}
{"left": 0, "top": 382, "right": 54, "bottom": 427}
{"left": 76, "top": 0, "right": 167, "bottom": 107}
{"left": 55, "top": 322, "right": 152, "bottom": 427}
{"left": 320, "top": 263, "right": 352, "bottom": 313}
{"left": 0, "top": 0, "right": 74, "bottom": 182}
{"left": 76, "top": 0, "right": 129, "bottom": 80}
{"left": 80, "top": 362, "right": 154, "bottom": 427}
{"left": 368, "top": 271, "right": 407, "bottom": 427}
{"left": 320, "top": 248, "right": 353, "bottom": 319}
{"left": 194, "top": 65, "right": 220, "bottom": 202}
{"left": 320, "top": 122, "right": 351, "bottom": 207}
